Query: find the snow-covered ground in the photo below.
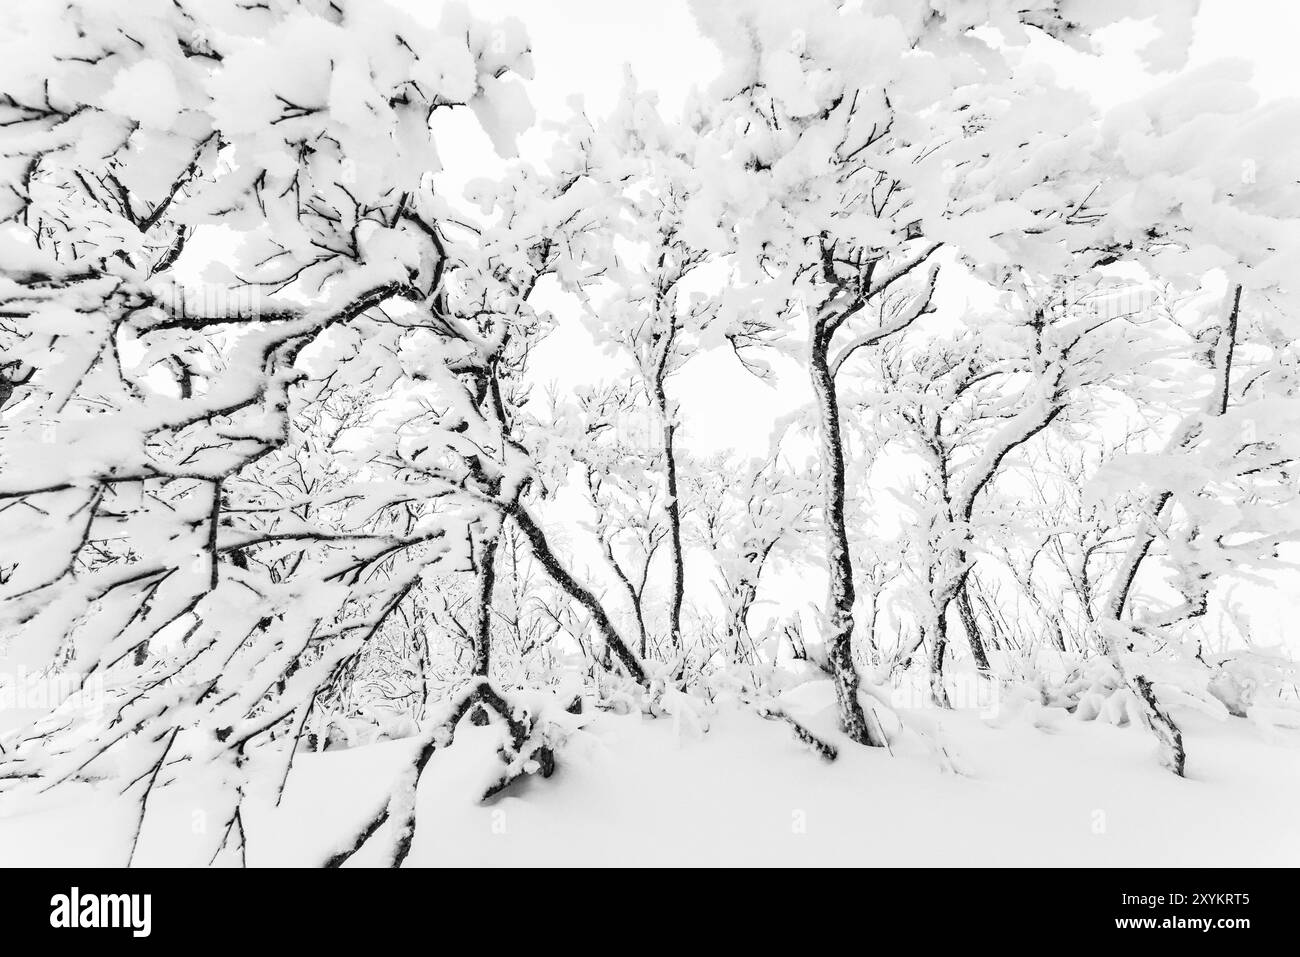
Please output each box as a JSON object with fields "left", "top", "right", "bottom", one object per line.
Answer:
{"left": 3, "top": 691, "right": 1296, "bottom": 867}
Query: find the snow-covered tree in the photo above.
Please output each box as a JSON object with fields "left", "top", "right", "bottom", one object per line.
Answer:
{"left": 0, "top": 0, "right": 570, "bottom": 862}
{"left": 687, "top": 0, "right": 1196, "bottom": 746}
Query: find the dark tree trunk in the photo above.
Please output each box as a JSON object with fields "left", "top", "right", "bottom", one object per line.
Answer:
{"left": 1135, "top": 676, "right": 1185, "bottom": 776}
{"left": 727, "top": 580, "right": 757, "bottom": 664}
{"left": 955, "top": 577, "right": 991, "bottom": 671}
{"left": 809, "top": 339, "right": 879, "bottom": 745}
{"left": 505, "top": 502, "right": 647, "bottom": 685}
{"left": 470, "top": 530, "right": 500, "bottom": 678}
{"left": 632, "top": 596, "right": 648, "bottom": 660}
{"left": 650, "top": 378, "right": 685, "bottom": 653}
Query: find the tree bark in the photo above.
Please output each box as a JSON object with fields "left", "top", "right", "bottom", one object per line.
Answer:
{"left": 726, "top": 579, "right": 757, "bottom": 664}
{"left": 650, "top": 377, "right": 685, "bottom": 653}
{"left": 809, "top": 338, "right": 878, "bottom": 745}
{"left": 955, "top": 576, "right": 991, "bottom": 671}
{"left": 504, "top": 502, "right": 648, "bottom": 685}
{"left": 470, "top": 529, "right": 500, "bottom": 678}
{"left": 928, "top": 609, "right": 952, "bottom": 708}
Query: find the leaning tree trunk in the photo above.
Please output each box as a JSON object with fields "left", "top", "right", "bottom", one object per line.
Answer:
{"left": 505, "top": 501, "right": 648, "bottom": 685}
{"left": 955, "top": 576, "right": 992, "bottom": 671}
{"left": 809, "top": 339, "right": 880, "bottom": 746}
{"left": 927, "top": 578, "right": 991, "bottom": 693}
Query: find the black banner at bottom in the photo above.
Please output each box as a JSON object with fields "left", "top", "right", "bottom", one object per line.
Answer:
{"left": 0, "top": 867, "right": 1285, "bottom": 943}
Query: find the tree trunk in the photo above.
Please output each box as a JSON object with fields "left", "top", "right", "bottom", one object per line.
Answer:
{"left": 650, "top": 377, "right": 685, "bottom": 653}
{"left": 470, "top": 529, "right": 500, "bottom": 678}
{"left": 928, "top": 609, "right": 952, "bottom": 708}
{"left": 632, "top": 597, "right": 648, "bottom": 660}
{"left": 727, "top": 580, "right": 757, "bottom": 664}
{"left": 955, "top": 578, "right": 991, "bottom": 671}
{"left": 505, "top": 502, "right": 648, "bottom": 685}
{"left": 1135, "top": 675, "right": 1185, "bottom": 776}
{"left": 809, "top": 339, "right": 878, "bottom": 745}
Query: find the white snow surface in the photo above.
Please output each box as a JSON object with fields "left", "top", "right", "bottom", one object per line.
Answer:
{"left": 2, "top": 692, "right": 1296, "bottom": 867}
